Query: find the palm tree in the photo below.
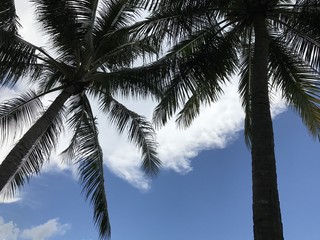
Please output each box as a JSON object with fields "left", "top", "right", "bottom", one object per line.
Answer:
{"left": 0, "top": 0, "right": 162, "bottom": 239}
{"left": 136, "top": 0, "right": 320, "bottom": 239}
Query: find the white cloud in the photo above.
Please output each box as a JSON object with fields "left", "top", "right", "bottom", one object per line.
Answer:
{"left": 0, "top": 217, "right": 70, "bottom": 240}
{"left": 21, "top": 218, "right": 70, "bottom": 240}
{"left": 10, "top": 1, "right": 288, "bottom": 191}
{"left": 0, "top": 217, "right": 20, "bottom": 240}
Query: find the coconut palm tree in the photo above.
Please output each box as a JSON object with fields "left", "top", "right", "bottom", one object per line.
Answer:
{"left": 135, "top": 0, "right": 320, "bottom": 239}
{"left": 0, "top": 0, "right": 162, "bottom": 239}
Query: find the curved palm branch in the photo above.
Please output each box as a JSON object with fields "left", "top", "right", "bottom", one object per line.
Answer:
{"left": 62, "top": 94, "right": 110, "bottom": 239}
{"left": 100, "top": 94, "right": 160, "bottom": 176}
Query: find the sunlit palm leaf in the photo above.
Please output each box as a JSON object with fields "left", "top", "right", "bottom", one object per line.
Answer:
{"left": 0, "top": 91, "right": 43, "bottom": 145}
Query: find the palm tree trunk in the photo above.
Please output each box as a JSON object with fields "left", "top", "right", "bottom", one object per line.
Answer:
{"left": 251, "top": 15, "right": 284, "bottom": 240}
{"left": 0, "top": 86, "right": 75, "bottom": 191}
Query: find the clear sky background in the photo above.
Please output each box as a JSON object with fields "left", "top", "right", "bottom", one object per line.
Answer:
{"left": 0, "top": 1, "right": 320, "bottom": 240}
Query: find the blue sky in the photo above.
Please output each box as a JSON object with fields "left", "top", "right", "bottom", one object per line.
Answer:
{"left": 1, "top": 1, "right": 320, "bottom": 239}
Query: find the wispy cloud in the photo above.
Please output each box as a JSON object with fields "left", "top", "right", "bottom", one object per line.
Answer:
{"left": 0, "top": 217, "right": 70, "bottom": 240}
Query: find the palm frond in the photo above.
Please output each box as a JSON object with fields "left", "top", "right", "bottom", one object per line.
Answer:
{"left": 61, "top": 94, "right": 110, "bottom": 239}
{"left": 92, "top": 36, "right": 157, "bottom": 71}
{"left": 0, "top": 30, "right": 38, "bottom": 86}
{"left": 0, "top": 91, "right": 43, "bottom": 145}
{"left": 100, "top": 94, "right": 160, "bottom": 176}
{"left": 95, "top": 0, "right": 140, "bottom": 35}
{"left": 0, "top": 105, "right": 65, "bottom": 198}
{"left": 277, "top": 1, "right": 320, "bottom": 72}
{"left": 0, "top": 0, "right": 20, "bottom": 34}
{"left": 31, "top": 0, "right": 92, "bottom": 58}
{"left": 269, "top": 35, "right": 320, "bottom": 138}
{"left": 152, "top": 25, "right": 239, "bottom": 128}
{"left": 87, "top": 67, "right": 165, "bottom": 101}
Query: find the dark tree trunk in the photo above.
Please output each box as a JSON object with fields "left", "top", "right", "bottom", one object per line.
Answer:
{"left": 0, "top": 86, "right": 75, "bottom": 191}
{"left": 251, "top": 14, "right": 284, "bottom": 240}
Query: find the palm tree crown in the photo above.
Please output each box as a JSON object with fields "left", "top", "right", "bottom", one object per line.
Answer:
{"left": 0, "top": 0, "right": 161, "bottom": 239}
{"left": 136, "top": 0, "right": 320, "bottom": 239}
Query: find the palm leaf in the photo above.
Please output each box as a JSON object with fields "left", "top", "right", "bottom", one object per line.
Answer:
{"left": 31, "top": 0, "right": 92, "bottom": 58}
{"left": 62, "top": 94, "right": 110, "bottom": 239}
{"left": 1, "top": 105, "right": 65, "bottom": 198}
{"left": 269, "top": 35, "right": 320, "bottom": 138}
{"left": 152, "top": 26, "right": 238, "bottom": 128}
{"left": 0, "top": 91, "right": 43, "bottom": 145}
{"left": 277, "top": 1, "right": 320, "bottom": 72}
{"left": 0, "top": 0, "right": 20, "bottom": 33}
{"left": 0, "top": 30, "right": 38, "bottom": 86}
{"left": 100, "top": 94, "right": 160, "bottom": 176}
{"left": 87, "top": 67, "right": 165, "bottom": 101}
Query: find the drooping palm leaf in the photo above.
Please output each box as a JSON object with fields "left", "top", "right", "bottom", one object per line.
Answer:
{"left": 100, "top": 94, "right": 160, "bottom": 176}
{"left": 62, "top": 94, "right": 110, "bottom": 239}
{"left": 269, "top": 35, "right": 320, "bottom": 138}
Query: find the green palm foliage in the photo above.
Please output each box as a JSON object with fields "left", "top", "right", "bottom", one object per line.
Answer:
{"left": 136, "top": 0, "right": 320, "bottom": 239}
{"left": 0, "top": 0, "right": 162, "bottom": 239}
